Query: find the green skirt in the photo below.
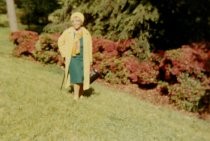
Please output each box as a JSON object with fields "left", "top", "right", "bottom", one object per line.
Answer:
{"left": 69, "top": 57, "right": 84, "bottom": 83}
{"left": 69, "top": 38, "right": 84, "bottom": 84}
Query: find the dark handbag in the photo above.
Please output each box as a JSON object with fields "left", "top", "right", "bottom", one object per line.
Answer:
{"left": 90, "top": 69, "right": 100, "bottom": 84}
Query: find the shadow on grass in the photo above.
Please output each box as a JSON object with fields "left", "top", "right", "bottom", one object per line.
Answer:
{"left": 83, "top": 87, "right": 98, "bottom": 97}
{"left": 68, "top": 86, "right": 98, "bottom": 98}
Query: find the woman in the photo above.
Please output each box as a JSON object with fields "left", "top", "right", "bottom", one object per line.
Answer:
{"left": 58, "top": 12, "right": 92, "bottom": 100}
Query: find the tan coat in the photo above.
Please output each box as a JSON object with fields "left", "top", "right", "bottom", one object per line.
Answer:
{"left": 58, "top": 27, "right": 92, "bottom": 90}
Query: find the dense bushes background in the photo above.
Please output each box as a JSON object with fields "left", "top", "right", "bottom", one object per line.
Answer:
{"left": 150, "top": 0, "right": 210, "bottom": 49}
{"left": 9, "top": 0, "right": 210, "bottom": 115}
{"left": 10, "top": 31, "right": 63, "bottom": 65}
{"left": 45, "top": 0, "right": 210, "bottom": 50}
{"left": 15, "top": 0, "right": 60, "bottom": 32}
{"left": 10, "top": 31, "right": 210, "bottom": 114}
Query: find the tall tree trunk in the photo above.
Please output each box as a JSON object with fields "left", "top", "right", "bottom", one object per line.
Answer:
{"left": 6, "top": 0, "right": 18, "bottom": 32}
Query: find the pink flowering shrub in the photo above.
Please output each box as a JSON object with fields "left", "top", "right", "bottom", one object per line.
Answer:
{"left": 156, "top": 43, "right": 210, "bottom": 112}
{"left": 10, "top": 30, "right": 39, "bottom": 58}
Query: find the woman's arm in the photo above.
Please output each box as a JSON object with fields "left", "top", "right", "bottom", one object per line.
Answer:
{"left": 58, "top": 31, "right": 66, "bottom": 58}
{"left": 88, "top": 32, "right": 93, "bottom": 65}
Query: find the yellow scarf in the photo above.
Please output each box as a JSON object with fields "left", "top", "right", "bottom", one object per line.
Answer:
{"left": 72, "top": 30, "right": 83, "bottom": 56}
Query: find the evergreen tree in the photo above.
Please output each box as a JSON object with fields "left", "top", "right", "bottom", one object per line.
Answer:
{"left": 0, "top": 0, "right": 6, "bottom": 14}
{"left": 44, "top": 0, "right": 159, "bottom": 59}
{"left": 45, "top": 0, "right": 210, "bottom": 52}
{"left": 16, "top": 0, "right": 60, "bottom": 30}
{"left": 150, "top": 0, "right": 210, "bottom": 49}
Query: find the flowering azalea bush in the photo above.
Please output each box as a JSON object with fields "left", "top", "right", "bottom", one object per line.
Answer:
{"left": 10, "top": 30, "right": 39, "bottom": 58}
{"left": 156, "top": 43, "right": 210, "bottom": 112}
{"left": 10, "top": 31, "right": 63, "bottom": 65}
{"left": 92, "top": 37, "right": 134, "bottom": 84}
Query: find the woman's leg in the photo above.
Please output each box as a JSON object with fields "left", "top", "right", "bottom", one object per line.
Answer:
{"left": 73, "top": 84, "right": 80, "bottom": 100}
{"left": 79, "top": 84, "right": 84, "bottom": 98}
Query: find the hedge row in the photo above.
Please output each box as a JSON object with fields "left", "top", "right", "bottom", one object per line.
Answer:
{"left": 10, "top": 30, "right": 210, "bottom": 114}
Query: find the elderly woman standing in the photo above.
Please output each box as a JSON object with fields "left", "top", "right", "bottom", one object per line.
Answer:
{"left": 58, "top": 12, "right": 92, "bottom": 100}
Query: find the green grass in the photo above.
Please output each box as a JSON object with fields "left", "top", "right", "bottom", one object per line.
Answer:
{"left": 0, "top": 27, "right": 210, "bottom": 141}
{"left": 0, "top": 14, "right": 8, "bottom": 27}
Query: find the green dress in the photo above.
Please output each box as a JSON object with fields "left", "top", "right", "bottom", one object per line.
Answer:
{"left": 69, "top": 38, "right": 84, "bottom": 83}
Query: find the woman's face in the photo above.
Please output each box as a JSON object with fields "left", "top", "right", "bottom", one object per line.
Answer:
{"left": 72, "top": 17, "right": 83, "bottom": 30}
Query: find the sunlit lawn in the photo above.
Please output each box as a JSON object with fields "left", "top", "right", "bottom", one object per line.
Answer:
{"left": 0, "top": 14, "right": 8, "bottom": 27}
{"left": 0, "top": 27, "right": 210, "bottom": 141}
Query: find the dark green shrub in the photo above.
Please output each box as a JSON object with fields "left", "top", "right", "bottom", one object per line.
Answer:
{"left": 16, "top": 0, "right": 60, "bottom": 32}
{"left": 169, "top": 73, "right": 206, "bottom": 112}
{"left": 34, "top": 33, "right": 62, "bottom": 64}
{"left": 0, "top": 0, "right": 6, "bottom": 14}
{"left": 34, "top": 51, "right": 59, "bottom": 64}
{"left": 35, "top": 33, "right": 59, "bottom": 51}
{"left": 103, "top": 58, "right": 130, "bottom": 84}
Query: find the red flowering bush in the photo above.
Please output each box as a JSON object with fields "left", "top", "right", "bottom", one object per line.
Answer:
{"left": 10, "top": 30, "right": 39, "bottom": 58}
{"left": 92, "top": 37, "right": 134, "bottom": 55}
{"left": 138, "top": 61, "right": 159, "bottom": 85}
{"left": 169, "top": 73, "right": 206, "bottom": 112}
{"left": 123, "top": 56, "right": 140, "bottom": 83}
{"left": 10, "top": 31, "right": 64, "bottom": 65}
{"left": 93, "top": 38, "right": 142, "bottom": 84}
{"left": 156, "top": 43, "right": 210, "bottom": 113}
{"left": 92, "top": 37, "right": 133, "bottom": 71}
{"left": 159, "top": 44, "right": 209, "bottom": 82}
{"left": 103, "top": 58, "right": 130, "bottom": 84}
{"left": 122, "top": 56, "right": 158, "bottom": 85}
{"left": 92, "top": 38, "right": 159, "bottom": 86}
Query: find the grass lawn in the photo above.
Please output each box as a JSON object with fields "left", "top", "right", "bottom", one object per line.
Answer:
{"left": 0, "top": 14, "right": 8, "bottom": 27}
{"left": 0, "top": 27, "right": 210, "bottom": 141}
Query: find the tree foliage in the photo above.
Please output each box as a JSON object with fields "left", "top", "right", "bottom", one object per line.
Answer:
{"left": 0, "top": 0, "right": 6, "bottom": 14}
{"left": 44, "top": 0, "right": 159, "bottom": 59}
{"left": 15, "top": 0, "right": 60, "bottom": 30}
{"left": 150, "top": 0, "right": 210, "bottom": 49}
{"left": 45, "top": 0, "right": 210, "bottom": 50}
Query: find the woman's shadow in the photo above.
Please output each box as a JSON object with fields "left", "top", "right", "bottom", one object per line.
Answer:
{"left": 83, "top": 87, "right": 97, "bottom": 97}
{"left": 68, "top": 86, "right": 98, "bottom": 98}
